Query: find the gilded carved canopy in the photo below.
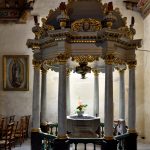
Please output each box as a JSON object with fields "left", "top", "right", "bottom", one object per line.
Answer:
{"left": 27, "top": 0, "right": 141, "bottom": 74}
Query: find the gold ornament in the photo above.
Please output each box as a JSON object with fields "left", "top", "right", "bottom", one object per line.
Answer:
{"left": 71, "top": 18, "right": 102, "bottom": 32}
{"left": 72, "top": 55, "right": 99, "bottom": 63}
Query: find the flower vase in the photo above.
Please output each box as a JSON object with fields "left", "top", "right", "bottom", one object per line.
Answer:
{"left": 77, "top": 111, "right": 84, "bottom": 117}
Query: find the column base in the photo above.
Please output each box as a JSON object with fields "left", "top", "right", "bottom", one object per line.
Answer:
{"left": 40, "top": 122, "right": 49, "bottom": 133}
{"left": 31, "top": 129, "right": 42, "bottom": 150}
{"left": 53, "top": 139, "right": 69, "bottom": 150}
{"left": 101, "top": 139, "right": 118, "bottom": 150}
{"left": 125, "top": 132, "right": 138, "bottom": 150}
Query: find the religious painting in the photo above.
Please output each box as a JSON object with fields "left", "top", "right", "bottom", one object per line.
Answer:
{"left": 3, "top": 55, "right": 29, "bottom": 91}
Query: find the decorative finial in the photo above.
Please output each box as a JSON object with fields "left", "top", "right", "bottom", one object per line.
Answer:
{"left": 108, "top": 2, "right": 113, "bottom": 12}
{"left": 59, "top": 2, "right": 66, "bottom": 11}
{"left": 131, "top": 16, "right": 135, "bottom": 26}
{"left": 57, "top": 2, "right": 69, "bottom": 29}
{"left": 33, "top": 15, "right": 38, "bottom": 25}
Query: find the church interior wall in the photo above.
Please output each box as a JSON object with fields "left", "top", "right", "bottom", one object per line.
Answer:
{"left": 144, "top": 14, "right": 150, "bottom": 142}
{"left": 0, "top": 0, "right": 147, "bottom": 142}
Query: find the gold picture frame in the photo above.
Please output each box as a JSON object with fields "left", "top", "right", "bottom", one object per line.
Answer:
{"left": 3, "top": 55, "right": 29, "bottom": 91}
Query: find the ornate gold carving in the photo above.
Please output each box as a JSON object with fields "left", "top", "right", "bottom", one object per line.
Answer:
{"left": 119, "top": 26, "right": 134, "bottom": 39}
{"left": 57, "top": 52, "right": 70, "bottom": 64}
{"left": 71, "top": 18, "right": 102, "bottom": 32}
{"left": 92, "top": 69, "right": 100, "bottom": 76}
{"left": 41, "top": 67, "right": 48, "bottom": 74}
{"left": 72, "top": 55, "right": 99, "bottom": 63}
{"left": 127, "top": 60, "right": 137, "bottom": 69}
{"left": 113, "top": 57, "right": 126, "bottom": 65}
{"left": 104, "top": 54, "right": 115, "bottom": 65}
{"left": 41, "top": 18, "right": 55, "bottom": 31}
{"left": 66, "top": 68, "right": 72, "bottom": 76}
{"left": 31, "top": 128, "right": 41, "bottom": 133}
{"left": 32, "top": 60, "right": 42, "bottom": 69}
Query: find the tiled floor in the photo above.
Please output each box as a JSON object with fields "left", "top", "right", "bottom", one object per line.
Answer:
{"left": 12, "top": 139, "right": 150, "bottom": 150}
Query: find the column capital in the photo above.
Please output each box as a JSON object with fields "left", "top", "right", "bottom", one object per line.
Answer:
{"left": 32, "top": 60, "right": 42, "bottom": 69}
{"left": 127, "top": 60, "right": 137, "bottom": 69}
{"left": 104, "top": 54, "right": 115, "bottom": 65}
{"left": 66, "top": 68, "right": 72, "bottom": 77}
{"left": 57, "top": 53, "right": 69, "bottom": 64}
{"left": 115, "top": 64, "right": 127, "bottom": 73}
{"left": 41, "top": 66, "right": 48, "bottom": 74}
{"left": 92, "top": 69, "right": 100, "bottom": 76}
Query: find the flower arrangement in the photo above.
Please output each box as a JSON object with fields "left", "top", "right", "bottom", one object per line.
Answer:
{"left": 76, "top": 104, "right": 88, "bottom": 112}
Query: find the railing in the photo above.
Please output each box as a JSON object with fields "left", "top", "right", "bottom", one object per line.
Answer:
{"left": 48, "top": 123, "right": 58, "bottom": 136}
{"left": 40, "top": 132, "right": 56, "bottom": 150}
{"left": 115, "top": 133, "right": 130, "bottom": 150}
{"left": 69, "top": 138, "right": 103, "bottom": 150}
{"left": 33, "top": 122, "right": 137, "bottom": 150}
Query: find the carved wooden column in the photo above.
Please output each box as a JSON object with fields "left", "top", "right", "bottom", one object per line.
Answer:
{"left": 92, "top": 69, "right": 100, "bottom": 117}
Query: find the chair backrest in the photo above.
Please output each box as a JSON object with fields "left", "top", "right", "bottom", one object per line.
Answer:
{"left": 9, "top": 115, "right": 15, "bottom": 123}
{"left": 0, "top": 118, "right": 5, "bottom": 129}
{"left": 4, "top": 122, "right": 14, "bottom": 148}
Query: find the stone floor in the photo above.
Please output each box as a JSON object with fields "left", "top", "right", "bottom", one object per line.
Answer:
{"left": 12, "top": 139, "right": 150, "bottom": 150}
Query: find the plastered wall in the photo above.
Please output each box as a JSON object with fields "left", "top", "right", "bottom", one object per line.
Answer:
{"left": 144, "top": 14, "right": 150, "bottom": 142}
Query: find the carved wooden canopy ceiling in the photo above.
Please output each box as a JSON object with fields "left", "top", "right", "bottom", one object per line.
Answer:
{"left": 0, "top": 0, "right": 34, "bottom": 23}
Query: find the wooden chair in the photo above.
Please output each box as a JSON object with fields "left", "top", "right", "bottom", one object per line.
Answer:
{"left": 8, "top": 116, "right": 15, "bottom": 124}
{"left": 14, "top": 117, "right": 26, "bottom": 145}
{"left": 0, "top": 122, "right": 14, "bottom": 150}
{"left": 25, "top": 115, "right": 31, "bottom": 138}
{"left": 0, "top": 118, "right": 5, "bottom": 138}
{"left": 11, "top": 121, "right": 19, "bottom": 148}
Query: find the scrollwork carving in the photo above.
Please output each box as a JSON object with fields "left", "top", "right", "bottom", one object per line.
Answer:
{"left": 71, "top": 18, "right": 102, "bottom": 32}
{"left": 127, "top": 60, "right": 137, "bottom": 69}
{"left": 72, "top": 55, "right": 99, "bottom": 63}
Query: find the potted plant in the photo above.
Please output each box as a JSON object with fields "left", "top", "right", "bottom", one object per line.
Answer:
{"left": 76, "top": 104, "right": 88, "bottom": 117}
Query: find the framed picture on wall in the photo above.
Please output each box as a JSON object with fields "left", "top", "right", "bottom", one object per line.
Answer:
{"left": 3, "top": 55, "right": 29, "bottom": 91}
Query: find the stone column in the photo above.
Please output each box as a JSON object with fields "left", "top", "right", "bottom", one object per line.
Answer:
{"left": 40, "top": 67, "right": 48, "bottom": 124}
{"left": 92, "top": 69, "right": 100, "bottom": 117}
{"left": 66, "top": 69, "right": 71, "bottom": 116}
{"left": 58, "top": 63, "right": 67, "bottom": 138}
{"left": 119, "top": 70, "right": 125, "bottom": 119}
{"left": 128, "top": 61, "right": 136, "bottom": 133}
{"left": 116, "top": 65, "right": 126, "bottom": 120}
{"left": 104, "top": 59, "right": 114, "bottom": 140}
{"left": 32, "top": 60, "right": 41, "bottom": 130}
